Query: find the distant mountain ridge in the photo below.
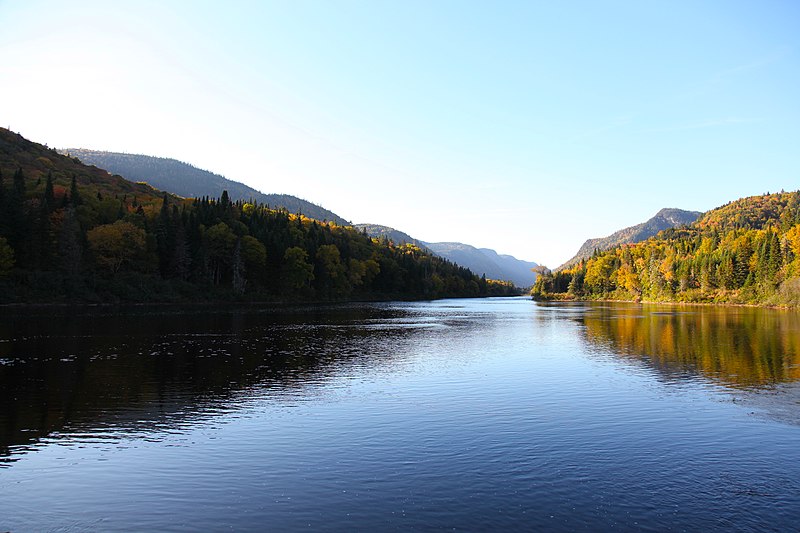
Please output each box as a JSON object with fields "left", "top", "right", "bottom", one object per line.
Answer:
{"left": 1, "top": 128, "right": 522, "bottom": 303}
{"left": 558, "top": 208, "right": 702, "bottom": 270}
{"left": 353, "top": 224, "right": 427, "bottom": 250}
{"left": 355, "top": 224, "right": 539, "bottom": 287}
{"left": 60, "top": 149, "right": 350, "bottom": 225}
{"left": 534, "top": 191, "right": 800, "bottom": 307}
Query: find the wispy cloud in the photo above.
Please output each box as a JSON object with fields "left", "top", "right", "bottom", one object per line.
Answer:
{"left": 710, "top": 47, "right": 791, "bottom": 81}
{"left": 672, "top": 46, "right": 792, "bottom": 104}
{"left": 644, "top": 117, "right": 760, "bottom": 133}
{"left": 566, "top": 116, "right": 633, "bottom": 143}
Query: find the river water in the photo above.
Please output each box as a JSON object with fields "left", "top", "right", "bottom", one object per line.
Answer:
{"left": 1, "top": 297, "right": 799, "bottom": 531}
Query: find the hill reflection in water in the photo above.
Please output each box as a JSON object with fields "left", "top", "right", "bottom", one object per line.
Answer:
{"left": 0, "top": 303, "right": 436, "bottom": 464}
{"left": 576, "top": 303, "right": 800, "bottom": 388}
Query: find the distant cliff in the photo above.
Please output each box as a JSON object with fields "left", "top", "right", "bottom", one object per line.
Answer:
{"left": 558, "top": 208, "right": 701, "bottom": 270}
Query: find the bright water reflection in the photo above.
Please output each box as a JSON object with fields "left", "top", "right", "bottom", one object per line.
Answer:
{"left": 575, "top": 302, "right": 800, "bottom": 387}
{"left": 1, "top": 298, "right": 799, "bottom": 531}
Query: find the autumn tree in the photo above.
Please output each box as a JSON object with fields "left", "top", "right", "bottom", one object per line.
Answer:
{"left": 87, "top": 221, "right": 146, "bottom": 273}
{"left": 0, "top": 236, "right": 14, "bottom": 276}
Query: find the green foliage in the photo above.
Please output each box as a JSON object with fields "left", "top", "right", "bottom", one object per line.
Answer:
{"left": 534, "top": 191, "right": 800, "bottom": 307}
{"left": 559, "top": 208, "right": 701, "bottom": 270}
{"left": 60, "top": 149, "right": 350, "bottom": 225}
{"left": 0, "top": 127, "right": 516, "bottom": 303}
{"left": 0, "top": 236, "right": 14, "bottom": 275}
{"left": 282, "top": 246, "right": 314, "bottom": 292}
{"left": 88, "top": 221, "right": 148, "bottom": 273}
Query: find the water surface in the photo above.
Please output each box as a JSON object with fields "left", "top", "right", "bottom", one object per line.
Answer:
{"left": 1, "top": 298, "right": 799, "bottom": 531}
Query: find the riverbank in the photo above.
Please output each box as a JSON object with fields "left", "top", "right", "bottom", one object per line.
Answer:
{"left": 531, "top": 292, "right": 797, "bottom": 310}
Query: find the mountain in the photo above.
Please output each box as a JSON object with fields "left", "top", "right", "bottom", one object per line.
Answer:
{"left": 60, "top": 149, "right": 350, "bottom": 225}
{"left": 353, "top": 224, "right": 427, "bottom": 249}
{"left": 355, "top": 224, "right": 539, "bottom": 287}
{"left": 423, "top": 242, "right": 539, "bottom": 288}
{"left": 0, "top": 131, "right": 168, "bottom": 205}
{"left": 0, "top": 128, "right": 519, "bottom": 303}
{"left": 533, "top": 191, "right": 800, "bottom": 306}
{"left": 558, "top": 208, "right": 702, "bottom": 270}
{"left": 475, "top": 247, "right": 541, "bottom": 288}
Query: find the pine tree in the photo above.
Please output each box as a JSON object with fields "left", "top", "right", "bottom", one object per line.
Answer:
{"left": 232, "top": 238, "right": 246, "bottom": 294}
{"left": 43, "top": 171, "right": 55, "bottom": 212}
{"left": 155, "top": 193, "right": 172, "bottom": 276}
{"left": 12, "top": 168, "right": 25, "bottom": 198}
{"left": 59, "top": 207, "right": 83, "bottom": 282}
{"left": 0, "top": 169, "right": 6, "bottom": 235}
{"left": 70, "top": 175, "right": 82, "bottom": 206}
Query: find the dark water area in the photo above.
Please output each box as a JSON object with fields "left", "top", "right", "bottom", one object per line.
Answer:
{"left": 1, "top": 298, "right": 799, "bottom": 531}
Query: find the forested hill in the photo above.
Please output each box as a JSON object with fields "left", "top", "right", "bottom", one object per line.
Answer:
{"left": 354, "top": 224, "right": 540, "bottom": 288}
{"left": 558, "top": 208, "right": 701, "bottom": 270}
{"left": 354, "top": 224, "right": 427, "bottom": 250}
{"left": 0, "top": 128, "right": 518, "bottom": 303}
{"left": 423, "top": 242, "right": 539, "bottom": 288}
{"left": 533, "top": 191, "right": 800, "bottom": 306}
{"left": 61, "top": 149, "right": 350, "bottom": 225}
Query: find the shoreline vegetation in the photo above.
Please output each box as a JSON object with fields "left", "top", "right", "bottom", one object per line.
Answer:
{"left": 530, "top": 293, "right": 796, "bottom": 310}
{"left": 0, "top": 128, "right": 521, "bottom": 305}
{"left": 532, "top": 190, "right": 800, "bottom": 309}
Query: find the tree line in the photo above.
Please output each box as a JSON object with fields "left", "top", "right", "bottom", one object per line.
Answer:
{"left": 532, "top": 191, "right": 800, "bottom": 306}
{"left": 0, "top": 167, "right": 518, "bottom": 303}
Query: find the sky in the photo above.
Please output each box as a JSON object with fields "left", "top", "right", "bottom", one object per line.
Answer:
{"left": 1, "top": 0, "right": 798, "bottom": 267}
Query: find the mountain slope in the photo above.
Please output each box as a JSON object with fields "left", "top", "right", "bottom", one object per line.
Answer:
{"left": 558, "top": 208, "right": 701, "bottom": 270}
{"left": 1, "top": 128, "right": 518, "bottom": 303}
{"left": 477, "top": 247, "right": 540, "bottom": 288}
{"left": 424, "top": 242, "right": 506, "bottom": 281}
{"left": 61, "top": 149, "right": 350, "bottom": 225}
{"left": 533, "top": 191, "right": 800, "bottom": 306}
{"left": 425, "top": 243, "right": 539, "bottom": 288}
{"left": 353, "top": 224, "right": 427, "bottom": 249}
{"left": 355, "top": 224, "right": 539, "bottom": 287}
{"left": 0, "top": 130, "right": 169, "bottom": 206}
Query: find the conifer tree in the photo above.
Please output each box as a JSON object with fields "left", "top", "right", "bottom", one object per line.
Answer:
{"left": 43, "top": 171, "right": 55, "bottom": 212}
{"left": 0, "top": 169, "right": 6, "bottom": 235}
{"left": 12, "top": 168, "right": 25, "bottom": 198}
{"left": 70, "top": 175, "right": 82, "bottom": 206}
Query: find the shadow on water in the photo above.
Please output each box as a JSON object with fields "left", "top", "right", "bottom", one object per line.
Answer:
{"left": 0, "top": 303, "right": 441, "bottom": 464}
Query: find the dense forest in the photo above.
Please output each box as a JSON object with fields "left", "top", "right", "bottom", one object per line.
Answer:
{"left": 533, "top": 191, "right": 800, "bottom": 306}
{"left": 0, "top": 129, "right": 518, "bottom": 303}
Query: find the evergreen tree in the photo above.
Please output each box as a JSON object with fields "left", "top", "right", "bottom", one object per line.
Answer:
{"left": 232, "top": 238, "right": 245, "bottom": 294}
{"left": 70, "top": 175, "right": 82, "bottom": 206}
{"left": 59, "top": 207, "right": 83, "bottom": 283}
{"left": 43, "top": 171, "right": 55, "bottom": 212}
{"left": 12, "top": 168, "right": 25, "bottom": 198}
{"left": 0, "top": 169, "right": 6, "bottom": 235}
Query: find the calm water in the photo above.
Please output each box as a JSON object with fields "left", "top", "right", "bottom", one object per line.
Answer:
{"left": 1, "top": 298, "right": 800, "bottom": 531}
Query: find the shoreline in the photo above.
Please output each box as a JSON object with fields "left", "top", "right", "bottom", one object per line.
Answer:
{"left": 0, "top": 293, "right": 523, "bottom": 314}
{"left": 530, "top": 294, "right": 796, "bottom": 310}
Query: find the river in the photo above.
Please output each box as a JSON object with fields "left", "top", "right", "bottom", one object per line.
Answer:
{"left": 1, "top": 297, "right": 799, "bottom": 531}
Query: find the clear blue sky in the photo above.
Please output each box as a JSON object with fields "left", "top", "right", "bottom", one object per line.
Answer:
{"left": 1, "top": 0, "right": 798, "bottom": 267}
